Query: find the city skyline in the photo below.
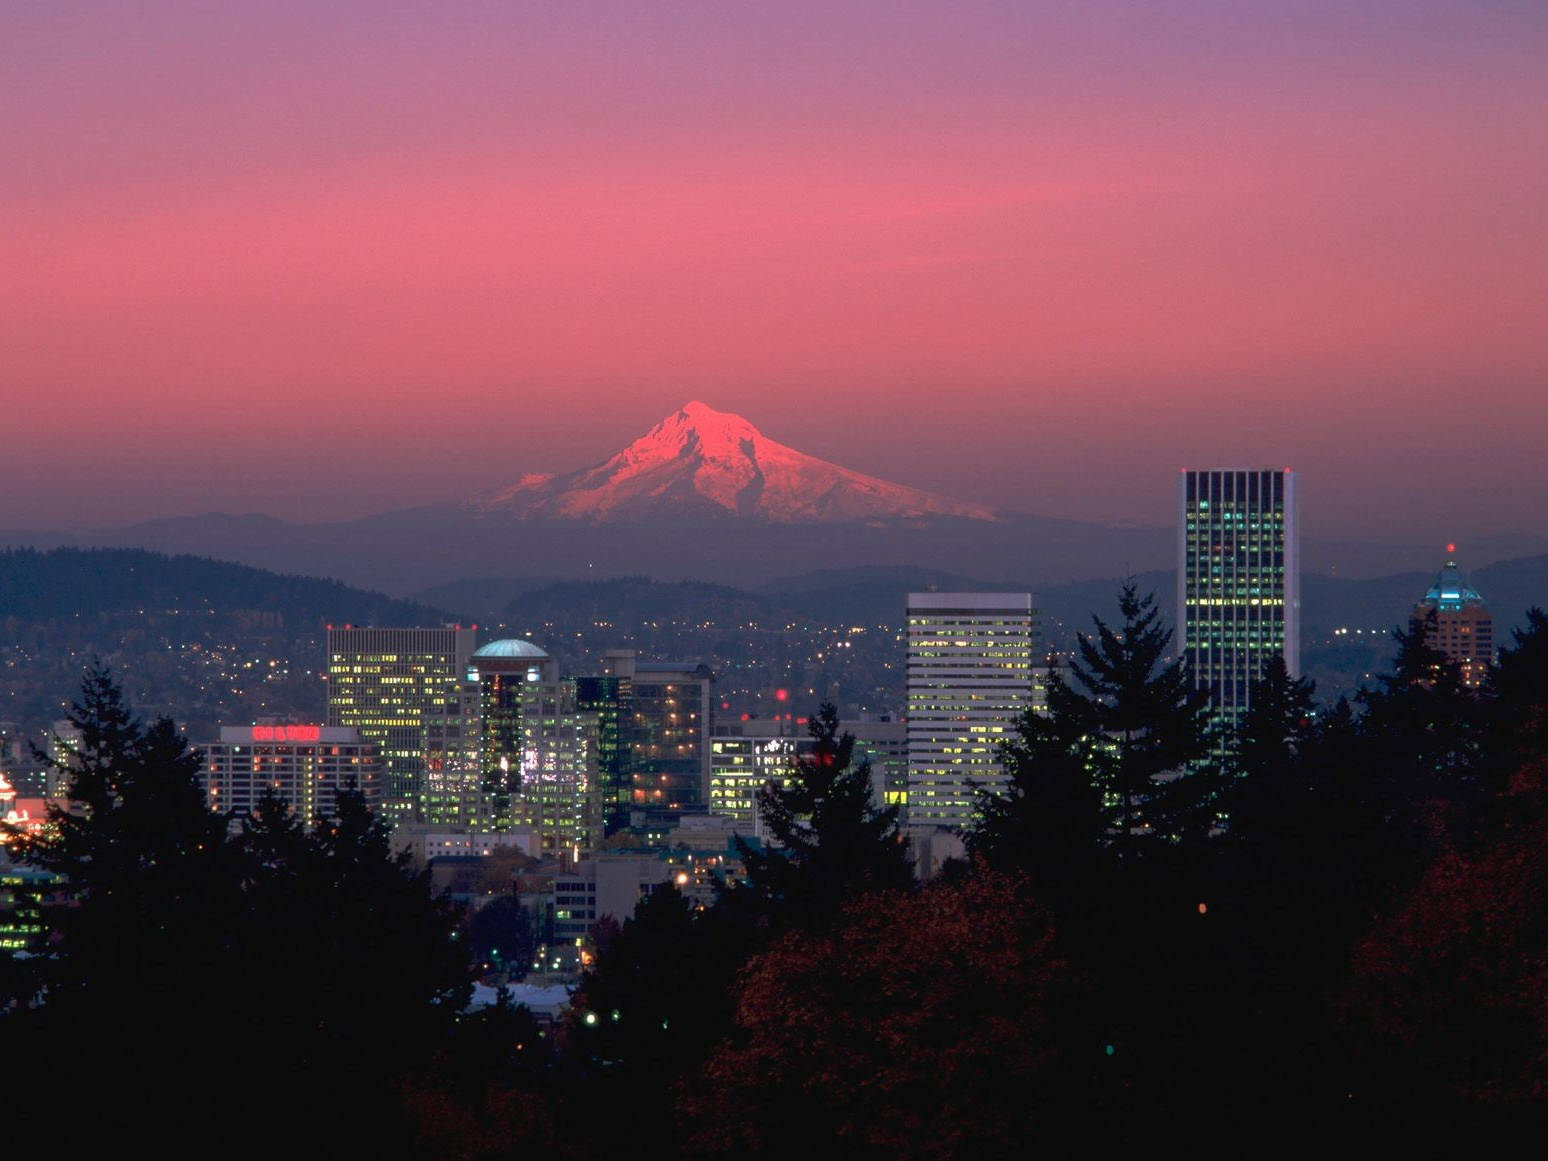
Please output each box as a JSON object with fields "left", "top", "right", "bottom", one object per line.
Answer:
{"left": 4, "top": 2, "right": 1546, "bottom": 543}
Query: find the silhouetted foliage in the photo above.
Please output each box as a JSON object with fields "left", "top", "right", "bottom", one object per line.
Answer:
{"left": 3, "top": 666, "right": 237, "bottom": 1103}
{"left": 968, "top": 583, "right": 1213, "bottom": 880}
{"left": 1345, "top": 752, "right": 1548, "bottom": 1121}
{"left": 728, "top": 702, "right": 913, "bottom": 935}
{"left": 685, "top": 867, "right": 1073, "bottom": 1159}
{"left": 464, "top": 893, "right": 536, "bottom": 977}
{"left": 2, "top": 667, "right": 469, "bottom": 1148}
{"left": 964, "top": 655, "right": 1105, "bottom": 909}
{"left": 1487, "top": 606, "right": 1548, "bottom": 767}
{"left": 560, "top": 882, "right": 750, "bottom": 1154}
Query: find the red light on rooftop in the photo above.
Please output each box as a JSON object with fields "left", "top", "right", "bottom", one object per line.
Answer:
{"left": 252, "top": 725, "right": 321, "bottom": 743}
{"left": 1446, "top": 542, "right": 1457, "bottom": 554}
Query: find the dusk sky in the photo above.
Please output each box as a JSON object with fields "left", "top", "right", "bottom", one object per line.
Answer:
{"left": 5, "top": 1, "right": 1545, "bottom": 542}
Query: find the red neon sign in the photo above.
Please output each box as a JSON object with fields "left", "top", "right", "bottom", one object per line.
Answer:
{"left": 251, "top": 725, "right": 321, "bottom": 743}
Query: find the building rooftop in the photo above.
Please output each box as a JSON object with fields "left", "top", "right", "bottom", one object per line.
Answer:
{"left": 470, "top": 639, "right": 550, "bottom": 660}
{"left": 1420, "top": 547, "right": 1487, "bottom": 613}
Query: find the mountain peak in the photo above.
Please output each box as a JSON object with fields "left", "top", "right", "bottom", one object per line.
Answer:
{"left": 470, "top": 403, "right": 996, "bottom": 524}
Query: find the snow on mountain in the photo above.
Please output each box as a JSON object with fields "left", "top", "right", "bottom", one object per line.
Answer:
{"left": 468, "top": 402, "right": 997, "bottom": 524}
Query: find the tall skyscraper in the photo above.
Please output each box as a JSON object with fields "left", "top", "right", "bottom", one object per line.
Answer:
{"left": 1411, "top": 545, "right": 1494, "bottom": 687}
{"left": 467, "top": 639, "right": 603, "bottom": 858}
{"left": 325, "top": 625, "right": 479, "bottom": 823}
{"left": 906, "top": 592, "right": 1040, "bottom": 830}
{"left": 1179, "top": 469, "right": 1299, "bottom": 743}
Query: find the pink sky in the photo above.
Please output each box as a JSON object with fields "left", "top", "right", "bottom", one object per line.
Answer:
{"left": 4, "top": 1, "right": 1546, "bottom": 541}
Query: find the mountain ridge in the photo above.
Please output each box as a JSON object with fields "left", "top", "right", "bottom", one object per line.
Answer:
{"left": 466, "top": 401, "right": 998, "bottom": 524}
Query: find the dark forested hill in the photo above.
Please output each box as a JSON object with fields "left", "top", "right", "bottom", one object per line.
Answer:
{"left": 0, "top": 548, "right": 455, "bottom": 745}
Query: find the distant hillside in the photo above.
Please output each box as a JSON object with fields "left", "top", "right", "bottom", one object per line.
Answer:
{"left": 0, "top": 548, "right": 457, "bottom": 743}
{"left": 0, "top": 547, "right": 456, "bottom": 627}
{"left": 505, "top": 576, "right": 774, "bottom": 629}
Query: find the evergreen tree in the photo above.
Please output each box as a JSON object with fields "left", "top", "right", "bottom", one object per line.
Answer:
{"left": 1235, "top": 655, "right": 1317, "bottom": 778}
{"left": 731, "top": 702, "right": 913, "bottom": 934}
{"left": 1221, "top": 655, "right": 1318, "bottom": 836}
{"left": 1070, "top": 584, "right": 1214, "bottom": 845}
{"left": 3, "top": 665, "right": 239, "bottom": 1133}
{"left": 562, "top": 881, "right": 752, "bottom": 1154}
{"left": 969, "top": 584, "right": 1212, "bottom": 874}
{"left": 1486, "top": 607, "right": 1548, "bottom": 770}
{"left": 1357, "top": 618, "right": 1486, "bottom": 857}
{"left": 965, "top": 657, "right": 1105, "bottom": 907}
{"left": 2, "top": 669, "right": 471, "bottom": 1148}
{"left": 235, "top": 785, "right": 471, "bottom": 1095}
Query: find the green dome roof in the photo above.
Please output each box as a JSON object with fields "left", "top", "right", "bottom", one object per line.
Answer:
{"left": 471, "top": 639, "right": 549, "bottom": 660}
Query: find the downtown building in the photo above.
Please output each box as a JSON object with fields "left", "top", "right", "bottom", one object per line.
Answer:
{"left": 201, "top": 724, "right": 384, "bottom": 822}
{"left": 465, "top": 639, "right": 603, "bottom": 860}
{"left": 1178, "top": 469, "right": 1299, "bottom": 746}
{"left": 1411, "top": 546, "right": 1494, "bottom": 687}
{"left": 905, "top": 592, "right": 1041, "bottom": 830}
{"left": 325, "top": 625, "right": 479, "bottom": 824}
{"left": 579, "top": 651, "right": 714, "bottom": 834}
{"left": 710, "top": 715, "right": 904, "bottom": 841}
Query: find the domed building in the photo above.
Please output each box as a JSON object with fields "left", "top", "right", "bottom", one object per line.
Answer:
{"left": 469, "top": 637, "right": 553, "bottom": 670}
{"left": 1411, "top": 546, "right": 1494, "bottom": 687}
{"left": 465, "top": 639, "right": 600, "bottom": 857}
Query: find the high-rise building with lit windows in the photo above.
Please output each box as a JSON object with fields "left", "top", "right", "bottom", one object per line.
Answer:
{"left": 201, "top": 725, "right": 383, "bottom": 822}
{"left": 1411, "top": 546, "right": 1494, "bottom": 688}
{"left": 325, "top": 626, "right": 479, "bottom": 823}
{"left": 463, "top": 639, "right": 603, "bottom": 857}
{"left": 584, "top": 652, "right": 712, "bottom": 830}
{"left": 905, "top": 592, "right": 1040, "bottom": 830}
{"left": 1179, "top": 469, "right": 1299, "bottom": 744}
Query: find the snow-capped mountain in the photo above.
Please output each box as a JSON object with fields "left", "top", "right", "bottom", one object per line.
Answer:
{"left": 468, "top": 401, "right": 998, "bottom": 524}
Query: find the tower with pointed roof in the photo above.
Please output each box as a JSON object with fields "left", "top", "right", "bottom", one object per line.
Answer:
{"left": 1411, "top": 545, "right": 1494, "bottom": 687}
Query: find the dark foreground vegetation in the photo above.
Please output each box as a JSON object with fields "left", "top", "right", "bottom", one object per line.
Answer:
{"left": 6, "top": 590, "right": 1548, "bottom": 1154}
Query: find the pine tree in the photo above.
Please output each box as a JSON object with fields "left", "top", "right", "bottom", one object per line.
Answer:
{"left": 965, "top": 657, "right": 1105, "bottom": 905}
{"left": 732, "top": 703, "right": 913, "bottom": 933}
{"left": 971, "top": 585, "right": 1213, "bottom": 876}
{"left": 3, "top": 665, "right": 238, "bottom": 1132}
{"left": 1221, "top": 655, "right": 1318, "bottom": 837}
{"left": 1485, "top": 606, "right": 1548, "bottom": 771}
{"left": 1358, "top": 617, "right": 1485, "bottom": 826}
{"left": 2, "top": 669, "right": 472, "bottom": 1147}
{"left": 1071, "top": 584, "right": 1214, "bottom": 845}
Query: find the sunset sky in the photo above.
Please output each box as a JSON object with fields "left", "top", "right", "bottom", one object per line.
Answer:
{"left": 5, "top": 1, "right": 1545, "bottom": 542}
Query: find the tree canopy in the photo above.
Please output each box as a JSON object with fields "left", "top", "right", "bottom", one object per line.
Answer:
{"left": 2, "top": 666, "right": 470, "bottom": 1148}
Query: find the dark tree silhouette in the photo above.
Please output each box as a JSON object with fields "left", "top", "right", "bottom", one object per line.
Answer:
{"left": 965, "top": 655, "right": 1105, "bottom": 908}
{"left": 1221, "top": 654, "right": 1318, "bottom": 836}
{"left": 464, "top": 893, "right": 536, "bottom": 977}
{"left": 2, "top": 665, "right": 241, "bottom": 1135}
{"left": 969, "top": 584, "right": 1213, "bottom": 875}
{"left": 2, "top": 668, "right": 471, "bottom": 1149}
{"left": 1071, "top": 584, "right": 1214, "bottom": 845}
{"left": 685, "top": 868, "right": 1074, "bottom": 1159}
{"left": 730, "top": 702, "right": 913, "bottom": 934}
